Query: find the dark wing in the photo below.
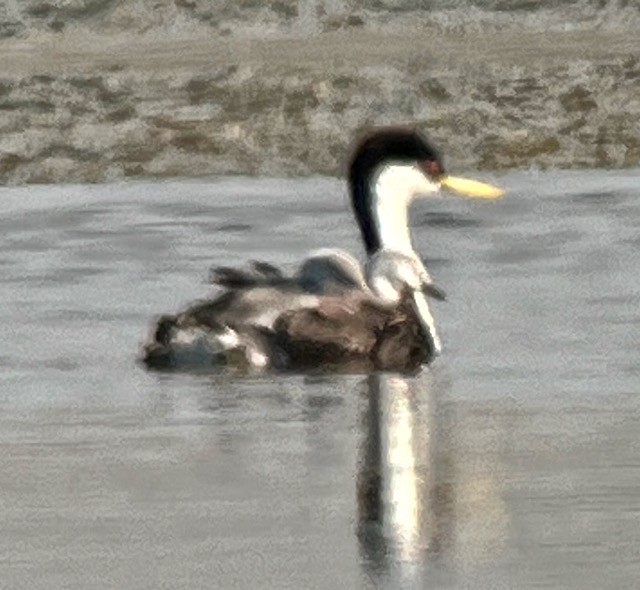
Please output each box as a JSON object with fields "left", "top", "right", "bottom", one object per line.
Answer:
{"left": 251, "top": 260, "right": 285, "bottom": 280}
{"left": 272, "top": 291, "right": 433, "bottom": 372}
{"left": 209, "top": 261, "right": 289, "bottom": 289}
{"left": 210, "top": 266, "right": 260, "bottom": 289}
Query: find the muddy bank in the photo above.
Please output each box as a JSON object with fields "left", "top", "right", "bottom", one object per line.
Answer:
{"left": 3, "top": 0, "right": 640, "bottom": 38}
{"left": 1, "top": 28, "right": 640, "bottom": 184}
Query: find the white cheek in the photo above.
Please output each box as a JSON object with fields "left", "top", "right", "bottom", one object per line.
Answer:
{"left": 414, "top": 171, "right": 441, "bottom": 197}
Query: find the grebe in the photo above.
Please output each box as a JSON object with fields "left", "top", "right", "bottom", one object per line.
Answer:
{"left": 141, "top": 127, "right": 503, "bottom": 373}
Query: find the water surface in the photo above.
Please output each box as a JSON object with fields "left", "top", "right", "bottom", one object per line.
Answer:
{"left": 0, "top": 171, "right": 639, "bottom": 589}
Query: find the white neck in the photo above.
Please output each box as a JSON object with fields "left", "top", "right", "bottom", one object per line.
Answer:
{"left": 366, "top": 164, "right": 443, "bottom": 357}
{"left": 370, "top": 163, "right": 438, "bottom": 254}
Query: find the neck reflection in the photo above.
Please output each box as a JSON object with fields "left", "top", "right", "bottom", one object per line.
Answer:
{"left": 356, "top": 372, "right": 508, "bottom": 583}
{"left": 357, "top": 373, "right": 450, "bottom": 571}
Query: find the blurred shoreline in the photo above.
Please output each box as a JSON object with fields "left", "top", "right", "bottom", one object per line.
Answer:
{"left": 1, "top": 7, "right": 640, "bottom": 184}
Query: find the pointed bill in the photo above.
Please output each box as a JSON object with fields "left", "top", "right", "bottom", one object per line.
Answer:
{"left": 422, "top": 282, "right": 447, "bottom": 302}
{"left": 440, "top": 175, "right": 505, "bottom": 199}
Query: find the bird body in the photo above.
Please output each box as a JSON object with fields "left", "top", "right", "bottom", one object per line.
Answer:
{"left": 141, "top": 127, "right": 503, "bottom": 373}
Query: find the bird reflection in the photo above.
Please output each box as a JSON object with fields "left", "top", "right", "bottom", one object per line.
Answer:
{"left": 356, "top": 370, "right": 511, "bottom": 586}
{"left": 357, "top": 372, "right": 452, "bottom": 576}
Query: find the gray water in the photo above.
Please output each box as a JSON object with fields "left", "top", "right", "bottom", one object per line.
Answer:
{"left": 1, "top": 171, "right": 639, "bottom": 589}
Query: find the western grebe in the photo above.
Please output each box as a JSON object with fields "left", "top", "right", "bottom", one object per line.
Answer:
{"left": 141, "top": 127, "right": 503, "bottom": 373}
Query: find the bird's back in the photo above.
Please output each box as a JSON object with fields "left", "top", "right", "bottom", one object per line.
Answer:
{"left": 141, "top": 252, "right": 433, "bottom": 373}
{"left": 273, "top": 289, "right": 431, "bottom": 372}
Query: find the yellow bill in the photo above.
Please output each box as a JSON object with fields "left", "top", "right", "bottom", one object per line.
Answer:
{"left": 440, "top": 175, "right": 505, "bottom": 199}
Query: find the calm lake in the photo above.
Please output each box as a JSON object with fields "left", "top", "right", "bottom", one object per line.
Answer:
{"left": 1, "top": 170, "right": 638, "bottom": 589}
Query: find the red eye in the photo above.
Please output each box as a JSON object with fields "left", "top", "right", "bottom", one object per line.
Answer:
{"left": 425, "top": 160, "right": 443, "bottom": 178}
